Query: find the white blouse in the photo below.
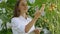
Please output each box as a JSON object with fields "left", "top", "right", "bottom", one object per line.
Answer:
{"left": 11, "top": 16, "right": 35, "bottom": 34}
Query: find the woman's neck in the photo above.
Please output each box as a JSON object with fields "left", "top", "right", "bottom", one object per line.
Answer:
{"left": 20, "top": 13, "right": 27, "bottom": 19}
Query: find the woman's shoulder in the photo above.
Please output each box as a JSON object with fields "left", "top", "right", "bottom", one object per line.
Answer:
{"left": 27, "top": 16, "right": 32, "bottom": 21}
{"left": 28, "top": 15, "right": 32, "bottom": 18}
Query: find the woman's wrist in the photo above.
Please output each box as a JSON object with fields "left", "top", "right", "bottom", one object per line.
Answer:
{"left": 33, "top": 17, "right": 38, "bottom": 21}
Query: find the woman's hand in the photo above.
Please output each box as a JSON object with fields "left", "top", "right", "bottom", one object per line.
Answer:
{"left": 33, "top": 29, "right": 41, "bottom": 34}
{"left": 34, "top": 4, "right": 45, "bottom": 19}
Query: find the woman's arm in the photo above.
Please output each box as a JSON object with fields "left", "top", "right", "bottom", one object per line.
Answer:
{"left": 25, "top": 4, "right": 45, "bottom": 33}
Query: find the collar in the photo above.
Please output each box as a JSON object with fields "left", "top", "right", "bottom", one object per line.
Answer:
{"left": 18, "top": 16, "right": 28, "bottom": 20}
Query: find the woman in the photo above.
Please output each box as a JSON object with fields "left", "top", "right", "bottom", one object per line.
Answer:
{"left": 11, "top": 0, "right": 45, "bottom": 34}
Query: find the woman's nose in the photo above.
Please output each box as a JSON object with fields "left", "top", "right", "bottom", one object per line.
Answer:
{"left": 25, "top": 6, "right": 28, "bottom": 9}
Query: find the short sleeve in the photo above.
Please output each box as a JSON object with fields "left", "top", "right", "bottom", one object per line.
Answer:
{"left": 11, "top": 18, "right": 26, "bottom": 33}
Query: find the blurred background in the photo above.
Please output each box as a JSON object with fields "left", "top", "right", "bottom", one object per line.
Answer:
{"left": 0, "top": 0, "right": 60, "bottom": 34}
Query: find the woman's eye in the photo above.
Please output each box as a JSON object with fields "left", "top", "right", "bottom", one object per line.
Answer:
{"left": 22, "top": 3, "right": 27, "bottom": 6}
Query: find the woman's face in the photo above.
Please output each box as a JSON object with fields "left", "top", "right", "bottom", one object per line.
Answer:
{"left": 19, "top": 0, "right": 28, "bottom": 13}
